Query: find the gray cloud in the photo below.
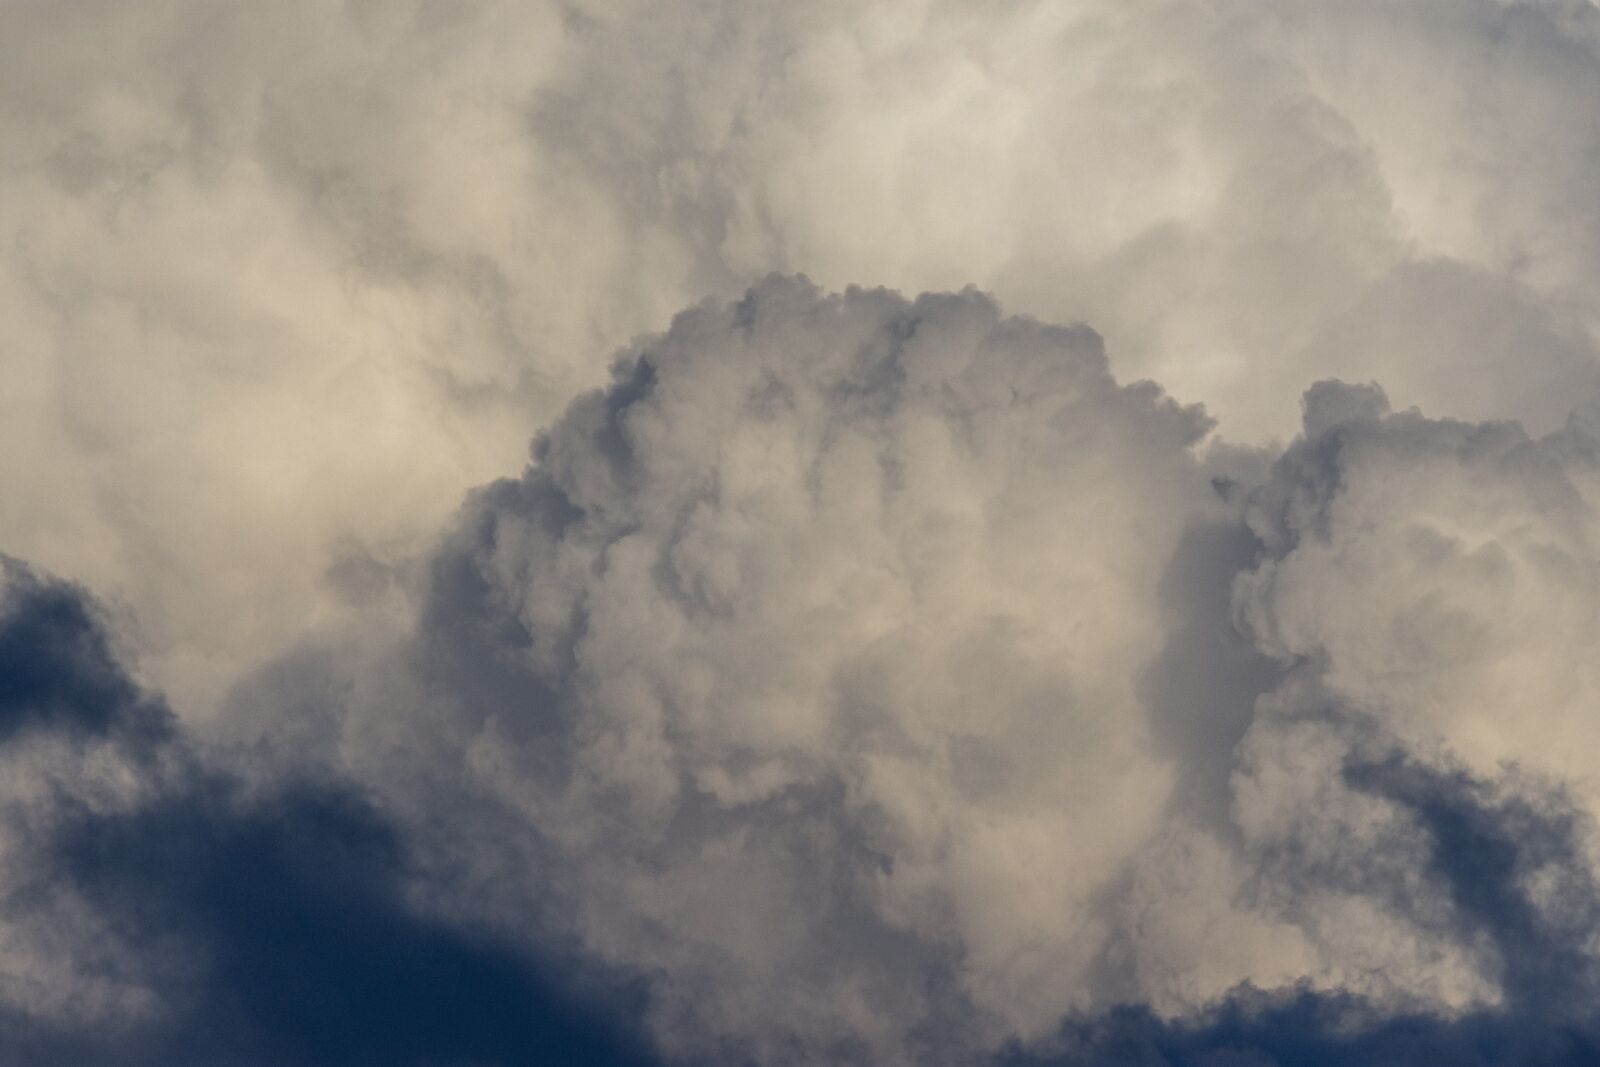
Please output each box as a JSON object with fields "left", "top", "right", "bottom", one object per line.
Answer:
{"left": 382, "top": 277, "right": 1216, "bottom": 1062}
{"left": 6, "top": 270, "right": 1600, "bottom": 1063}
{"left": 284, "top": 283, "right": 1600, "bottom": 1063}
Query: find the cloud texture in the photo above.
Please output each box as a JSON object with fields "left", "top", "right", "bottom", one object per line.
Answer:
{"left": 0, "top": 558, "right": 657, "bottom": 1066}
{"left": 7, "top": 1, "right": 1600, "bottom": 1064}
{"left": 405, "top": 278, "right": 1216, "bottom": 1059}
{"left": 336, "top": 281, "right": 1599, "bottom": 1064}
{"left": 9, "top": 0, "right": 1600, "bottom": 714}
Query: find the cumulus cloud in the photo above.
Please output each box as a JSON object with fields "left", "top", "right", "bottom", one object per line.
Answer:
{"left": 7, "top": 273, "right": 1600, "bottom": 1064}
{"left": 9, "top": 1, "right": 1600, "bottom": 1064}
{"left": 1237, "top": 382, "right": 1600, "bottom": 802}
{"left": 9, "top": 0, "right": 1600, "bottom": 717}
{"left": 271, "top": 282, "right": 1597, "bottom": 1064}
{"left": 390, "top": 276, "right": 1215, "bottom": 1061}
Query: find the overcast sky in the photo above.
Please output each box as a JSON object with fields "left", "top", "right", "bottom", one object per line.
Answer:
{"left": 4, "top": 2, "right": 1600, "bottom": 1065}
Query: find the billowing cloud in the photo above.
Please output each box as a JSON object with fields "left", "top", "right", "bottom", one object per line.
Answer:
{"left": 6, "top": 273, "right": 1600, "bottom": 1063}
{"left": 8, "top": 0, "right": 1600, "bottom": 717}
{"left": 275, "top": 283, "right": 1598, "bottom": 1064}
{"left": 1237, "top": 382, "right": 1600, "bottom": 805}
{"left": 8, "top": 1, "right": 1600, "bottom": 1064}
{"left": 392, "top": 277, "right": 1216, "bottom": 1061}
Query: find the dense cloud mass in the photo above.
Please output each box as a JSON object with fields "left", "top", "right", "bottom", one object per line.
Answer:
{"left": 352, "top": 283, "right": 1600, "bottom": 1064}
{"left": 405, "top": 278, "right": 1218, "bottom": 1060}
{"left": 0, "top": 558, "right": 658, "bottom": 1066}
{"left": 8, "top": 0, "right": 1600, "bottom": 714}
{"left": 8, "top": 1, "right": 1600, "bottom": 1065}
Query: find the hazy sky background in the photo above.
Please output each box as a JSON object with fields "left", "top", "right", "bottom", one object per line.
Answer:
{"left": 4, "top": 1, "right": 1600, "bottom": 1064}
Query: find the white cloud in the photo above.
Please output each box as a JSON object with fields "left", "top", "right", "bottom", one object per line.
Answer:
{"left": 1238, "top": 382, "right": 1600, "bottom": 799}
{"left": 8, "top": 0, "right": 1600, "bottom": 718}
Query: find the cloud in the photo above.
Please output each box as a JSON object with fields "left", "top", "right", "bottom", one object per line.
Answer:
{"left": 9, "top": 0, "right": 1600, "bottom": 720}
{"left": 0, "top": 0, "right": 699, "bottom": 714}
{"left": 6, "top": 273, "right": 1600, "bottom": 1064}
{"left": 8, "top": 2, "right": 1600, "bottom": 1062}
{"left": 1236, "top": 381, "right": 1600, "bottom": 809}
{"left": 0, "top": 558, "right": 659, "bottom": 1066}
{"left": 297, "top": 283, "right": 1600, "bottom": 1065}
{"left": 0, "top": 557, "right": 171, "bottom": 746}
{"left": 372, "top": 275, "right": 1215, "bottom": 1062}
{"left": 1010, "top": 757, "right": 1600, "bottom": 1067}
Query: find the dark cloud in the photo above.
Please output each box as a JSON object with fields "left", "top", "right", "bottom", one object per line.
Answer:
{"left": 11, "top": 523, "right": 1600, "bottom": 1067}
{"left": 1010, "top": 754, "right": 1600, "bottom": 1067}
{"left": 1138, "top": 520, "right": 1282, "bottom": 828}
{"left": 383, "top": 277, "right": 1219, "bottom": 1062}
{"left": 0, "top": 557, "right": 170, "bottom": 747}
{"left": 0, "top": 559, "right": 661, "bottom": 1067}
{"left": 48, "top": 777, "right": 659, "bottom": 1067}
{"left": 1006, "top": 988, "right": 1598, "bottom": 1067}
{"left": 1345, "top": 755, "right": 1600, "bottom": 1021}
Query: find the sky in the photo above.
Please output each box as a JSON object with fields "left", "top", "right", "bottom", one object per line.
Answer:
{"left": 3, "top": 1, "right": 1600, "bottom": 1064}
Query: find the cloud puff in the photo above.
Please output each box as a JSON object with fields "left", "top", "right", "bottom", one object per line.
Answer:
{"left": 320, "top": 283, "right": 1600, "bottom": 1065}
{"left": 1237, "top": 382, "right": 1600, "bottom": 803}
{"left": 392, "top": 275, "right": 1216, "bottom": 1061}
{"left": 1106, "top": 381, "right": 1600, "bottom": 1028}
